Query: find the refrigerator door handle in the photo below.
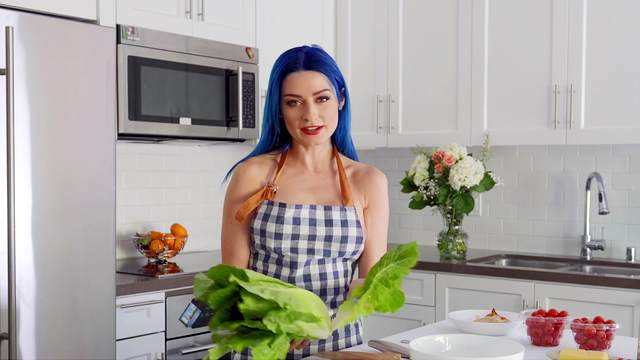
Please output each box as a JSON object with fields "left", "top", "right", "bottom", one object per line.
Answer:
{"left": 1, "top": 25, "right": 15, "bottom": 359}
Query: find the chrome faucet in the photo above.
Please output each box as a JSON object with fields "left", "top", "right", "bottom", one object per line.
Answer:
{"left": 581, "top": 172, "right": 609, "bottom": 260}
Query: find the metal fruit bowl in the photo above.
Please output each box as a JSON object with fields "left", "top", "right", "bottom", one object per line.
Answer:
{"left": 132, "top": 232, "right": 188, "bottom": 263}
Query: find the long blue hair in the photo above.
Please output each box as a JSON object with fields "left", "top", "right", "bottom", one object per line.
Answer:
{"left": 225, "top": 45, "right": 358, "bottom": 182}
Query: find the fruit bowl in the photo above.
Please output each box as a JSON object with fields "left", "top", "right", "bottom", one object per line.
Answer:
{"left": 525, "top": 309, "right": 570, "bottom": 347}
{"left": 570, "top": 316, "right": 619, "bottom": 351}
{"left": 132, "top": 224, "right": 188, "bottom": 263}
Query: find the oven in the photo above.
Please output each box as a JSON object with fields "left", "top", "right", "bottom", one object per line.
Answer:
{"left": 166, "top": 289, "right": 214, "bottom": 359}
{"left": 117, "top": 25, "right": 259, "bottom": 141}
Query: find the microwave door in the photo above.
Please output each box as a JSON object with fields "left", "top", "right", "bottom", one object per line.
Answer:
{"left": 118, "top": 45, "right": 240, "bottom": 140}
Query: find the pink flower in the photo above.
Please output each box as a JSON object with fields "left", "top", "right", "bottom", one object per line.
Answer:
{"left": 432, "top": 150, "right": 445, "bottom": 163}
{"left": 443, "top": 153, "right": 457, "bottom": 167}
{"left": 434, "top": 163, "right": 444, "bottom": 174}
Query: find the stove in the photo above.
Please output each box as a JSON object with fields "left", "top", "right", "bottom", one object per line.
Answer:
{"left": 116, "top": 251, "right": 220, "bottom": 278}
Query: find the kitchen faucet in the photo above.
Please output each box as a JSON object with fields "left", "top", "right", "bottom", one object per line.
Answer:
{"left": 581, "top": 172, "right": 609, "bottom": 260}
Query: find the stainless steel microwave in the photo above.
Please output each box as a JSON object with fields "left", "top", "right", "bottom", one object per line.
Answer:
{"left": 117, "top": 25, "right": 259, "bottom": 141}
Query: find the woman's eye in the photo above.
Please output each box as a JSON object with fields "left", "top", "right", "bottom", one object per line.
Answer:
{"left": 285, "top": 99, "right": 300, "bottom": 107}
{"left": 317, "top": 96, "right": 330, "bottom": 103}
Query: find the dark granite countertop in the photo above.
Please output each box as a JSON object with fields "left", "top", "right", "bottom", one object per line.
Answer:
{"left": 116, "top": 245, "right": 640, "bottom": 296}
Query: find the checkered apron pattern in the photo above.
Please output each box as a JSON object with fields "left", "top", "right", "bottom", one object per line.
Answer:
{"left": 230, "top": 148, "right": 365, "bottom": 360}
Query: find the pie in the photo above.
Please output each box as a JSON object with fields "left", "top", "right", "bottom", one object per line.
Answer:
{"left": 474, "top": 308, "right": 510, "bottom": 323}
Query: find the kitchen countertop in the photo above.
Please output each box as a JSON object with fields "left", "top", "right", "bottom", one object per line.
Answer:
{"left": 344, "top": 319, "right": 638, "bottom": 359}
{"left": 116, "top": 245, "right": 640, "bottom": 296}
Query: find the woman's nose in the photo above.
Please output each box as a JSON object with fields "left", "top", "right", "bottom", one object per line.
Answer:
{"left": 301, "top": 102, "right": 319, "bottom": 122}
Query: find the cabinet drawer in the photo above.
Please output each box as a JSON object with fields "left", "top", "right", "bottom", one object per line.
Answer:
{"left": 116, "top": 332, "right": 164, "bottom": 360}
{"left": 167, "top": 332, "right": 214, "bottom": 360}
{"left": 403, "top": 272, "right": 435, "bottom": 306}
{"left": 166, "top": 292, "right": 209, "bottom": 339}
{"left": 116, "top": 292, "right": 165, "bottom": 340}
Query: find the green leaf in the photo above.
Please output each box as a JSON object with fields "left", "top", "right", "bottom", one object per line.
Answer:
{"left": 332, "top": 242, "right": 419, "bottom": 329}
{"left": 471, "top": 173, "right": 496, "bottom": 193}
{"left": 207, "top": 283, "right": 240, "bottom": 310}
{"left": 193, "top": 273, "right": 215, "bottom": 302}
{"left": 139, "top": 235, "right": 151, "bottom": 247}
{"left": 437, "top": 185, "right": 450, "bottom": 205}
{"left": 400, "top": 174, "right": 418, "bottom": 193}
{"left": 453, "top": 192, "right": 475, "bottom": 215}
{"left": 237, "top": 289, "right": 280, "bottom": 320}
{"left": 409, "top": 192, "right": 428, "bottom": 210}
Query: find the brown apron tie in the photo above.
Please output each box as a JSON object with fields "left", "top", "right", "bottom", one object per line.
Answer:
{"left": 234, "top": 146, "right": 354, "bottom": 223}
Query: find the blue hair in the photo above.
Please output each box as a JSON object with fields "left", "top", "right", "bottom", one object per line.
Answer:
{"left": 225, "top": 45, "right": 358, "bottom": 182}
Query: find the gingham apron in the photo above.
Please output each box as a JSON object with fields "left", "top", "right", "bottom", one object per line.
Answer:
{"left": 232, "top": 147, "right": 365, "bottom": 359}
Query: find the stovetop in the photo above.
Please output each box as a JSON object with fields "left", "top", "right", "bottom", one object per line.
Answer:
{"left": 116, "top": 251, "right": 220, "bottom": 278}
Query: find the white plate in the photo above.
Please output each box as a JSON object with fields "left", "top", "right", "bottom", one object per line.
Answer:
{"left": 448, "top": 309, "right": 523, "bottom": 336}
{"left": 410, "top": 334, "right": 525, "bottom": 360}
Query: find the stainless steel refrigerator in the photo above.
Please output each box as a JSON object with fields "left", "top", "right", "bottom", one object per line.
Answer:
{"left": 0, "top": 9, "right": 116, "bottom": 360}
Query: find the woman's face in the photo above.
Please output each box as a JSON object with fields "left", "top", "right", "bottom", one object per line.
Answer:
{"left": 280, "top": 71, "right": 343, "bottom": 147}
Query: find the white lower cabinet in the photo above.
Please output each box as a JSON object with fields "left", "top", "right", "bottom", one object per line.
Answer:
{"left": 362, "top": 271, "right": 436, "bottom": 341}
{"left": 116, "top": 332, "right": 165, "bottom": 360}
{"left": 362, "top": 303, "right": 435, "bottom": 343}
{"left": 535, "top": 282, "right": 640, "bottom": 338}
{"left": 435, "top": 274, "right": 534, "bottom": 321}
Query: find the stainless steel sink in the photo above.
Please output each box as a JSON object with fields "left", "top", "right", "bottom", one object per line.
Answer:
{"left": 468, "top": 254, "right": 640, "bottom": 278}
{"left": 468, "top": 254, "right": 572, "bottom": 270}
{"left": 562, "top": 264, "right": 640, "bottom": 277}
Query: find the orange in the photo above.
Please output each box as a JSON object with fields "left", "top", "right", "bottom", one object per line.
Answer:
{"left": 148, "top": 239, "right": 165, "bottom": 254}
{"left": 170, "top": 223, "right": 188, "bottom": 238}
{"left": 163, "top": 234, "right": 176, "bottom": 250}
{"left": 173, "top": 237, "right": 185, "bottom": 251}
{"left": 149, "top": 231, "right": 164, "bottom": 240}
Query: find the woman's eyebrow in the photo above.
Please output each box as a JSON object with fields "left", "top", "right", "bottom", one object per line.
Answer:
{"left": 282, "top": 89, "right": 332, "bottom": 98}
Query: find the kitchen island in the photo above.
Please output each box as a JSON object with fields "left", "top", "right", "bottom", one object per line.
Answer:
{"left": 343, "top": 319, "right": 638, "bottom": 359}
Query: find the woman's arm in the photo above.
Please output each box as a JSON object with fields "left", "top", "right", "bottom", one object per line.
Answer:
{"left": 221, "top": 159, "right": 270, "bottom": 268}
{"left": 357, "top": 166, "right": 390, "bottom": 278}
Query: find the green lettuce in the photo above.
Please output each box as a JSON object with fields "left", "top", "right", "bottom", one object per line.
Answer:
{"left": 193, "top": 241, "right": 419, "bottom": 360}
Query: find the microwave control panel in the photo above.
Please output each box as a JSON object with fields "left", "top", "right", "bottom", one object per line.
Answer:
{"left": 242, "top": 73, "right": 256, "bottom": 129}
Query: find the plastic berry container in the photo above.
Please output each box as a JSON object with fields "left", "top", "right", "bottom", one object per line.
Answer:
{"left": 570, "top": 316, "right": 619, "bottom": 351}
{"left": 525, "top": 309, "right": 570, "bottom": 347}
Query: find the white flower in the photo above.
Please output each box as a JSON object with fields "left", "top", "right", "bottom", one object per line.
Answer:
{"left": 441, "top": 143, "right": 468, "bottom": 160}
{"left": 448, "top": 156, "right": 485, "bottom": 191}
{"left": 409, "top": 154, "right": 430, "bottom": 186}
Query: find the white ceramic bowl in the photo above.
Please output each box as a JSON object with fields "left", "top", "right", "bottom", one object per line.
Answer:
{"left": 448, "top": 309, "right": 523, "bottom": 336}
{"left": 409, "top": 334, "right": 525, "bottom": 360}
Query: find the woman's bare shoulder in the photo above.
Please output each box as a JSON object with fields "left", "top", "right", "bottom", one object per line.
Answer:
{"left": 230, "top": 152, "right": 281, "bottom": 187}
{"left": 344, "top": 157, "right": 388, "bottom": 191}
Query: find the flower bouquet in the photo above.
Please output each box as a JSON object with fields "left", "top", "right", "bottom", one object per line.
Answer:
{"left": 400, "top": 140, "right": 497, "bottom": 260}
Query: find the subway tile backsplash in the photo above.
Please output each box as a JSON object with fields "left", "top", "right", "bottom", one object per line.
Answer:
{"left": 117, "top": 143, "right": 640, "bottom": 261}
{"left": 360, "top": 144, "right": 640, "bottom": 260}
{"left": 116, "top": 141, "right": 253, "bottom": 259}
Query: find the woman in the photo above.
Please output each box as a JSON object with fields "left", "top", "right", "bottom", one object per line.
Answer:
{"left": 221, "top": 45, "right": 389, "bottom": 359}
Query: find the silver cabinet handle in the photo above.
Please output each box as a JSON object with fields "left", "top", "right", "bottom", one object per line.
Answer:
{"left": 553, "top": 84, "right": 559, "bottom": 129}
{"left": 376, "top": 95, "right": 384, "bottom": 134}
{"left": 522, "top": 298, "right": 526, "bottom": 311}
{"left": 568, "top": 83, "right": 575, "bottom": 129}
{"left": 237, "top": 65, "right": 243, "bottom": 131}
{"left": 387, "top": 93, "right": 395, "bottom": 134}
{"left": 197, "top": 0, "right": 204, "bottom": 21}
{"left": 181, "top": 343, "right": 216, "bottom": 355}
{"left": 1, "top": 26, "right": 15, "bottom": 360}
{"left": 117, "top": 299, "right": 164, "bottom": 309}
{"left": 535, "top": 299, "right": 540, "bottom": 309}
{"left": 185, "top": 0, "right": 192, "bottom": 19}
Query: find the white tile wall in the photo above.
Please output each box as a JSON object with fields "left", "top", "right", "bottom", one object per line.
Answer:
{"left": 360, "top": 145, "right": 640, "bottom": 259}
{"left": 116, "top": 141, "right": 254, "bottom": 259}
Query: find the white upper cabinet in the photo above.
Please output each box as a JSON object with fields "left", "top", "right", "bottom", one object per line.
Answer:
{"left": 256, "top": 0, "right": 335, "bottom": 118}
{"left": 471, "top": 0, "right": 568, "bottom": 145}
{"left": 1, "top": 0, "right": 97, "bottom": 20}
{"left": 566, "top": 0, "right": 640, "bottom": 144}
{"left": 338, "top": 0, "right": 472, "bottom": 149}
{"left": 117, "top": 0, "right": 255, "bottom": 46}
{"left": 194, "top": 0, "right": 255, "bottom": 47}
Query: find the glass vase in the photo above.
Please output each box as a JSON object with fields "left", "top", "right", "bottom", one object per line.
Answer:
{"left": 436, "top": 208, "right": 468, "bottom": 260}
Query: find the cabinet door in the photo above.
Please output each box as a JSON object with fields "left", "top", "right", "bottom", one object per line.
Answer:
{"left": 566, "top": 0, "right": 640, "bottom": 144}
{"left": 535, "top": 283, "right": 640, "bottom": 338}
{"left": 361, "top": 304, "right": 435, "bottom": 343}
{"left": 336, "top": 0, "right": 388, "bottom": 148}
{"left": 117, "top": 0, "right": 193, "bottom": 37}
{"left": 193, "top": 0, "right": 255, "bottom": 46}
{"left": 386, "top": 0, "right": 472, "bottom": 147}
{"left": 116, "top": 332, "right": 164, "bottom": 360}
{"left": 256, "top": 0, "right": 335, "bottom": 124}
{"left": 1, "top": 0, "right": 97, "bottom": 20}
{"left": 470, "top": 0, "right": 568, "bottom": 145}
{"left": 435, "top": 274, "right": 534, "bottom": 321}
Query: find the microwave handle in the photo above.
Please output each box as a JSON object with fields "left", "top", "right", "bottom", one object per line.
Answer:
{"left": 237, "top": 65, "right": 243, "bottom": 131}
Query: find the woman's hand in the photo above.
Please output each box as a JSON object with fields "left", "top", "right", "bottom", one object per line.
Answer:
{"left": 289, "top": 339, "right": 310, "bottom": 351}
